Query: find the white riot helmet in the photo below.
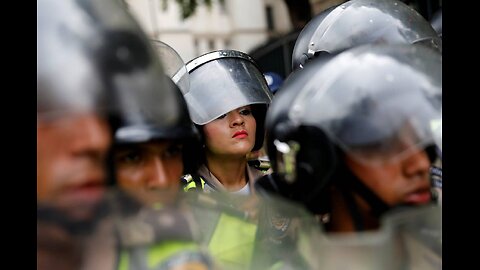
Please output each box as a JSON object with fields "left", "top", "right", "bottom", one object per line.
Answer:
{"left": 184, "top": 50, "right": 273, "bottom": 151}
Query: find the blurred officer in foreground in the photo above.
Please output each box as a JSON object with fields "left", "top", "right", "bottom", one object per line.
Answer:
{"left": 111, "top": 39, "right": 199, "bottom": 208}
{"left": 257, "top": 44, "right": 442, "bottom": 232}
{"left": 297, "top": 202, "right": 441, "bottom": 270}
{"left": 275, "top": 0, "right": 444, "bottom": 208}
{"left": 254, "top": 44, "right": 442, "bottom": 270}
{"left": 37, "top": 0, "right": 216, "bottom": 269}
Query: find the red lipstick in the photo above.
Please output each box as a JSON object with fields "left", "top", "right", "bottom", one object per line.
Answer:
{"left": 233, "top": 130, "right": 248, "bottom": 139}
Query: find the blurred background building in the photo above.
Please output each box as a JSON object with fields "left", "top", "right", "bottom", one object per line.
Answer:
{"left": 124, "top": 0, "right": 441, "bottom": 76}
{"left": 124, "top": 0, "right": 291, "bottom": 62}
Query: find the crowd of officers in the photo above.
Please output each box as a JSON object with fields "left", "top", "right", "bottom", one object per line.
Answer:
{"left": 37, "top": 0, "right": 442, "bottom": 269}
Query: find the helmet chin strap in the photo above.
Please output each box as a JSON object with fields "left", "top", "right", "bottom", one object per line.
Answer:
{"left": 335, "top": 159, "right": 391, "bottom": 231}
{"left": 334, "top": 145, "right": 439, "bottom": 231}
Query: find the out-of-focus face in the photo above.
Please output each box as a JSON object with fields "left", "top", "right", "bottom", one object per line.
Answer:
{"left": 345, "top": 145, "right": 432, "bottom": 207}
{"left": 203, "top": 105, "right": 256, "bottom": 158}
{"left": 37, "top": 113, "right": 112, "bottom": 221}
{"left": 113, "top": 140, "right": 184, "bottom": 206}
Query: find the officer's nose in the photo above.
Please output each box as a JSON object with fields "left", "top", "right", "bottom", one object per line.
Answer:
{"left": 230, "top": 111, "right": 245, "bottom": 127}
{"left": 71, "top": 115, "right": 111, "bottom": 163}
{"left": 402, "top": 148, "right": 431, "bottom": 181}
{"left": 146, "top": 157, "right": 170, "bottom": 189}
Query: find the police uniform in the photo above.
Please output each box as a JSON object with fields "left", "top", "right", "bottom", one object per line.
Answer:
{"left": 178, "top": 49, "right": 275, "bottom": 269}
{"left": 181, "top": 163, "right": 269, "bottom": 195}
{"left": 180, "top": 164, "right": 265, "bottom": 269}
{"left": 181, "top": 190, "right": 312, "bottom": 270}
{"left": 179, "top": 161, "right": 314, "bottom": 270}
{"left": 114, "top": 205, "right": 215, "bottom": 270}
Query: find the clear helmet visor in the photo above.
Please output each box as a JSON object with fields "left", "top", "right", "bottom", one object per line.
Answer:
{"left": 37, "top": 0, "right": 174, "bottom": 122}
{"left": 290, "top": 44, "right": 442, "bottom": 166}
{"left": 151, "top": 40, "right": 190, "bottom": 94}
{"left": 300, "top": 205, "right": 441, "bottom": 269}
{"left": 430, "top": 111, "right": 442, "bottom": 152}
{"left": 307, "top": 0, "right": 442, "bottom": 57}
{"left": 37, "top": 0, "right": 112, "bottom": 119}
{"left": 291, "top": 4, "right": 338, "bottom": 70}
{"left": 38, "top": 0, "right": 193, "bottom": 145}
{"left": 185, "top": 50, "right": 273, "bottom": 125}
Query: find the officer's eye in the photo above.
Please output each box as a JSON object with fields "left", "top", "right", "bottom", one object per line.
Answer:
{"left": 164, "top": 144, "right": 183, "bottom": 159}
{"left": 239, "top": 108, "right": 252, "bottom": 116}
{"left": 216, "top": 114, "right": 227, "bottom": 120}
{"left": 117, "top": 150, "right": 142, "bottom": 164}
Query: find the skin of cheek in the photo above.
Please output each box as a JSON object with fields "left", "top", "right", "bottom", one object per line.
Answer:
{"left": 345, "top": 157, "right": 405, "bottom": 206}
{"left": 116, "top": 165, "right": 144, "bottom": 190}
{"left": 114, "top": 148, "right": 184, "bottom": 206}
{"left": 37, "top": 116, "right": 111, "bottom": 202}
{"left": 37, "top": 130, "right": 68, "bottom": 202}
{"left": 203, "top": 114, "right": 257, "bottom": 156}
{"left": 37, "top": 116, "right": 111, "bottom": 222}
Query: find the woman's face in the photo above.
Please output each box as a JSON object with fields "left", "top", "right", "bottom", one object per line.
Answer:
{"left": 113, "top": 140, "right": 184, "bottom": 206}
{"left": 203, "top": 105, "right": 256, "bottom": 158}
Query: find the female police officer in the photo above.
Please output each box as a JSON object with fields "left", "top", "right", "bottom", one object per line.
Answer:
{"left": 181, "top": 50, "right": 273, "bottom": 195}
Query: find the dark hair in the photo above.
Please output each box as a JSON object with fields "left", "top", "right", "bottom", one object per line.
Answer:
{"left": 251, "top": 104, "right": 267, "bottom": 151}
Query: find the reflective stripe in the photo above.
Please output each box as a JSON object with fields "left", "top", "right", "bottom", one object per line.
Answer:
{"left": 118, "top": 250, "right": 129, "bottom": 270}
{"left": 184, "top": 180, "right": 198, "bottom": 191}
{"left": 182, "top": 174, "right": 206, "bottom": 191}
{"left": 118, "top": 241, "right": 199, "bottom": 270}
{"left": 208, "top": 213, "right": 257, "bottom": 269}
{"left": 147, "top": 241, "right": 198, "bottom": 268}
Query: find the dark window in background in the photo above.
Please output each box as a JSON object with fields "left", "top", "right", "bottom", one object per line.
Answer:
{"left": 194, "top": 38, "right": 199, "bottom": 55}
{"left": 208, "top": 39, "right": 215, "bottom": 50}
{"left": 266, "top": 5, "right": 274, "bottom": 31}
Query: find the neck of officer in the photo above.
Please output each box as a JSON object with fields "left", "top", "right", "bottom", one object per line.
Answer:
{"left": 327, "top": 186, "right": 381, "bottom": 233}
{"left": 205, "top": 154, "right": 248, "bottom": 192}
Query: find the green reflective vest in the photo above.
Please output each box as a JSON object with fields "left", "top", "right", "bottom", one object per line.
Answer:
{"left": 118, "top": 241, "right": 205, "bottom": 270}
